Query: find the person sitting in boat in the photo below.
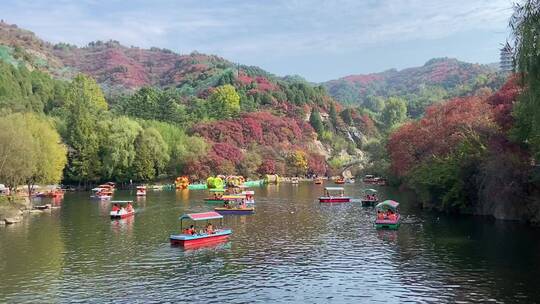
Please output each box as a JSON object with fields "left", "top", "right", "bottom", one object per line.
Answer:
{"left": 388, "top": 211, "right": 397, "bottom": 221}
{"left": 126, "top": 203, "right": 133, "bottom": 212}
{"left": 377, "top": 210, "right": 384, "bottom": 220}
{"left": 187, "top": 225, "right": 196, "bottom": 235}
{"left": 112, "top": 204, "right": 120, "bottom": 212}
{"left": 205, "top": 223, "right": 214, "bottom": 234}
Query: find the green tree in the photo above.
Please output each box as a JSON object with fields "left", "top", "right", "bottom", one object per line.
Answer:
{"left": 208, "top": 84, "right": 240, "bottom": 118}
{"left": 99, "top": 116, "right": 142, "bottom": 181}
{"left": 131, "top": 127, "right": 170, "bottom": 181}
{"left": 238, "top": 150, "right": 262, "bottom": 178}
{"left": 0, "top": 115, "right": 37, "bottom": 191}
{"left": 381, "top": 97, "right": 407, "bottom": 129}
{"left": 340, "top": 108, "right": 353, "bottom": 125}
{"left": 64, "top": 74, "right": 107, "bottom": 184}
{"left": 0, "top": 113, "right": 67, "bottom": 193}
{"left": 329, "top": 102, "right": 338, "bottom": 128}
{"left": 309, "top": 108, "right": 324, "bottom": 136}
{"left": 23, "top": 114, "right": 68, "bottom": 193}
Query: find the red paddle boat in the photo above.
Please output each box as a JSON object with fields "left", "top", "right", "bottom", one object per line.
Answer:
{"left": 170, "top": 212, "right": 232, "bottom": 247}
{"left": 110, "top": 201, "right": 135, "bottom": 219}
{"left": 319, "top": 187, "right": 351, "bottom": 203}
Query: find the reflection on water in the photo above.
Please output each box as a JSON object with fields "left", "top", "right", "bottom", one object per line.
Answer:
{"left": 1, "top": 183, "right": 540, "bottom": 303}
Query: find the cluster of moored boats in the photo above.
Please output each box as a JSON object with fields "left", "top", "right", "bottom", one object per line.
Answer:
{"left": 318, "top": 186, "right": 401, "bottom": 230}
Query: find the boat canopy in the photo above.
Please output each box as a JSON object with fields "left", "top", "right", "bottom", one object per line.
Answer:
{"left": 242, "top": 191, "right": 255, "bottom": 195}
{"left": 179, "top": 211, "right": 223, "bottom": 221}
{"left": 364, "top": 188, "right": 378, "bottom": 194}
{"left": 110, "top": 200, "right": 133, "bottom": 204}
{"left": 376, "top": 200, "right": 399, "bottom": 210}
{"left": 325, "top": 187, "right": 344, "bottom": 191}
{"left": 209, "top": 189, "right": 225, "bottom": 192}
{"left": 222, "top": 195, "right": 245, "bottom": 199}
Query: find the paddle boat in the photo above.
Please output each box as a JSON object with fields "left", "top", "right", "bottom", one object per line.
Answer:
{"left": 375, "top": 200, "right": 400, "bottom": 230}
{"left": 361, "top": 188, "right": 379, "bottom": 206}
{"left": 215, "top": 197, "right": 255, "bottom": 215}
{"left": 314, "top": 177, "right": 323, "bottom": 185}
{"left": 91, "top": 189, "right": 113, "bottom": 200}
{"left": 136, "top": 185, "right": 146, "bottom": 196}
{"left": 241, "top": 190, "right": 255, "bottom": 204}
{"left": 291, "top": 177, "right": 299, "bottom": 185}
{"left": 363, "top": 175, "right": 387, "bottom": 186}
{"left": 35, "top": 188, "right": 64, "bottom": 198}
{"left": 151, "top": 185, "right": 163, "bottom": 191}
{"left": 33, "top": 203, "right": 52, "bottom": 211}
{"left": 170, "top": 211, "right": 232, "bottom": 247}
{"left": 110, "top": 200, "right": 135, "bottom": 219}
{"left": 204, "top": 189, "right": 226, "bottom": 204}
{"left": 175, "top": 176, "right": 190, "bottom": 190}
{"left": 92, "top": 183, "right": 115, "bottom": 193}
{"left": 335, "top": 177, "right": 345, "bottom": 184}
{"left": 319, "top": 187, "right": 351, "bottom": 203}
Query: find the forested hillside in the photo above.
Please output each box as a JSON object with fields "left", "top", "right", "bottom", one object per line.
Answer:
{"left": 0, "top": 21, "right": 371, "bottom": 186}
{"left": 323, "top": 58, "right": 506, "bottom": 118}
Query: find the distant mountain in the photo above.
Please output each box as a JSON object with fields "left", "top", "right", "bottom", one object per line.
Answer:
{"left": 0, "top": 21, "right": 270, "bottom": 95}
{"left": 322, "top": 58, "right": 505, "bottom": 116}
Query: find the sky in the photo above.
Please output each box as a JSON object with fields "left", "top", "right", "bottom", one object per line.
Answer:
{"left": 0, "top": 0, "right": 514, "bottom": 82}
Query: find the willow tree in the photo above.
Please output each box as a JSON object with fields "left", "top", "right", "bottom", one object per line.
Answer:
{"left": 98, "top": 116, "right": 142, "bottom": 181}
{"left": 0, "top": 115, "right": 37, "bottom": 192}
{"left": 0, "top": 113, "right": 67, "bottom": 193}
{"left": 131, "top": 127, "right": 170, "bottom": 181}
{"left": 23, "top": 113, "right": 68, "bottom": 194}
{"left": 511, "top": 0, "right": 540, "bottom": 159}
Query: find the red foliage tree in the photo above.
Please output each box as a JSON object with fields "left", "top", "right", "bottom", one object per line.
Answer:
{"left": 211, "top": 143, "right": 244, "bottom": 165}
{"left": 257, "top": 159, "right": 276, "bottom": 175}
{"left": 388, "top": 96, "right": 494, "bottom": 176}
{"left": 307, "top": 153, "right": 327, "bottom": 175}
{"left": 486, "top": 76, "right": 521, "bottom": 131}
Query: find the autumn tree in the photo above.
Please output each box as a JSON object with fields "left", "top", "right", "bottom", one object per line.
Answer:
{"left": 208, "top": 84, "right": 240, "bottom": 119}
{"left": 287, "top": 150, "right": 308, "bottom": 176}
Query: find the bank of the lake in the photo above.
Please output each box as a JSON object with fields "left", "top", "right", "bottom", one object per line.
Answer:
{"left": 1, "top": 183, "right": 539, "bottom": 303}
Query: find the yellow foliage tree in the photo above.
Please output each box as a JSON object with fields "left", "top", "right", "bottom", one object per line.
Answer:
{"left": 288, "top": 150, "right": 308, "bottom": 176}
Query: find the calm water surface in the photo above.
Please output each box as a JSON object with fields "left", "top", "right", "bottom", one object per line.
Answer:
{"left": 1, "top": 184, "right": 539, "bottom": 303}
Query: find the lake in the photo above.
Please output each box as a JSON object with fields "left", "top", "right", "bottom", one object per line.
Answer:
{"left": 1, "top": 183, "right": 539, "bottom": 303}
